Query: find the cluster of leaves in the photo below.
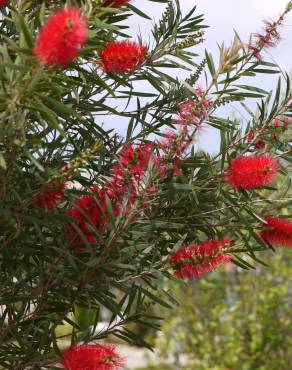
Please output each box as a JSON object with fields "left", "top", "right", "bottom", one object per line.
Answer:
{"left": 0, "top": 0, "right": 291, "bottom": 368}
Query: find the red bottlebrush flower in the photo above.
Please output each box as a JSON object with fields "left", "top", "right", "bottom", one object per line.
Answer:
{"left": 33, "top": 183, "right": 66, "bottom": 212}
{"left": 247, "top": 131, "right": 255, "bottom": 142}
{"left": 282, "top": 116, "right": 292, "bottom": 126}
{"left": 225, "top": 155, "right": 278, "bottom": 189}
{"left": 175, "top": 90, "right": 212, "bottom": 126}
{"left": 111, "top": 143, "right": 154, "bottom": 188}
{"left": 34, "top": 7, "right": 88, "bottom": 67}
{"left": 261, "top": 216, "right": 292, "bottom": 247}
{"left": 255, "top": 32, "right": 278, "bottom": 49}
{"left": 158, "top": 128, "right": 191, "bottom": 156}
{"left": 67, "top": 187, "right": 120, "bottom": 246}
{"left": 172, "top": 161, "right": 183, "bottom": 176}
{"left": 273, "top": 118, "right": 282, "bottom": 127}
{"left": 273, "top": 116, "right": 290, "bottom": 128}
{"left": 254, "top": 140, "right": 266, "bottom": 150}
{"left": 249, "top": 17, "right": 282, "bottom": 61}
{"left": 157, "top": 127, "right": 194, "bottom": 177}
{"left": 99, "top": 41, "right": 147, "bottom": 74}
{"left": 61, "top": 343, "right": 124, "bottom": 370}
{"left": 247, "top": 44, "right": 262, "bottom": 62}
{"left": 195, "top": 86, "right": 204, "bottom": 97}
{"left": 263, "top": 20, "right": 281, "bottom": 42}
{"left": 158, "top": 131, "right": 176, "bottom": 152}
{"left": 246, "top": 131, "right": 265, "bottom": 150}
{"left": 103, "top": 0, "right": 130, "bottom": 7}
{"left": 110, "top": 143, "right": 155, "bottom": 204}
{"left": 0, "top": 0, "right": 8, "bottom": 6}
{"left": 67, "top": 143, "right": 157, "bottom": 247}
{"left": 152, "top": 156, "right": 167, "bottom": 178}
{"left": 170, "top": 238, "right": 232, "bottom": 279}
{"left": 116, "top": 143, "right": 153, "bottom": 178}
{"left": 175, "top": 101, "right": 198, "bottom": 125}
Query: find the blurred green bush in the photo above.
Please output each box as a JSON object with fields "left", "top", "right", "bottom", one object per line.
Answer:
{"left": 141, "top": 250, "right": 292, "bottom": 370}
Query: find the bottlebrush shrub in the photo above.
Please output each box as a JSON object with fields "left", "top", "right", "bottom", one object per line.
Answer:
{"left": 0, "top": 0, "right": 291, "bottom": 368}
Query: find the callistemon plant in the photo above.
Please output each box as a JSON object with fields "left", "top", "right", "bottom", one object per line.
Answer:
{"left": 0, "top": 0, "right": 291, "bottom": 368}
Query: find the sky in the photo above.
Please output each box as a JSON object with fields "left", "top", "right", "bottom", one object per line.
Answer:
{"left": 104, "top": 0, "right": 292, "bottom": 152}
{"left": 129, "top": 0, "right": 292, "bottom": 70}
{"left": 186, "top": 0, "right": 292, "bottom": 72}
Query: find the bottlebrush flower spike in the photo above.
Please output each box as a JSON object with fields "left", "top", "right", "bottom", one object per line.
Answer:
{"left": 225, "top": 155, "right": 278, "bottom": 189}
{"left": 0, "top": 0, "right": 8, "bottom": 7}
{"left": 110, "top": 143, "right": 156, "bottom": 204}
{"left": 115, "top": 143, "right": 154, "bottom": 179}
{"left": 67, "top": 144, "right": 157, "bottom": 247}
{"left": 99, "top": 41, "right": 147, "bottom": 74}
{"left": 103, "top": 0, "right": 130, "bottom": 7}
{"left": 261, "top": 216, "right": 292, "bottom": 247}
{"left": 248, "top": 16, "right": 283, "bottom": 61}
{"left": 176, "top": 101, "right": 198, "bottom": 125}
{"left": 170, "top": 238, "right": 232, "bottom": 279}
{"left": 157, "top": 127, "right": 194, "bottom": 176}
{"left": 61, "top": 343, "right": 124, "bottom": 370}
{"left": 158, "top": 130, "right": 189, "bottom": 156}
{"left": 273, "top": 116, "right": 291, "bottom": 128}
{"left": 34, "top": 7, "right": 88, "bottom": 67}
{"left": 254, "top": 140, "right": 266, "bottom": 150}
{"left": 175, "top": 88, "right": 212, "bottom": 126}
{"left": 247, "top": 131, "right": 266, "bottom": 150}
{"left": 33, "top": 183, "right": 66, "bottom": 212}
{"left": 246, "top": 131, "right": 255, "bottom": 142}
{"left": 67, "top": 187, "right": 120, "bottom": 245}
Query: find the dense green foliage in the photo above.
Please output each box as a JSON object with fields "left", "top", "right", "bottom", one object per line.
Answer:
{"left": 0, "top": 0, "right": 291, "bottom": 368}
